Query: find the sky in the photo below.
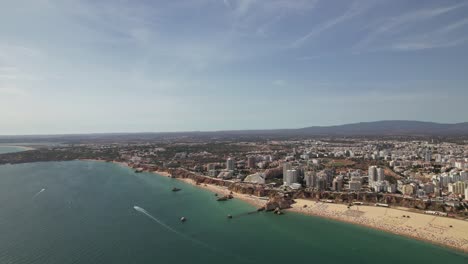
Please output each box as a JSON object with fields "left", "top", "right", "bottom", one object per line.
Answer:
{"left": 1, "top": 0, "right": 468, "bottom": 135}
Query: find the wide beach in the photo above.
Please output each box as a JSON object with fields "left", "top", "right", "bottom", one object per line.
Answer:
{"left": 84, "top": 160, "right": 468, "bottom": 253}
{"left": 291, "top": 199, "right": 468, "bottom": 253}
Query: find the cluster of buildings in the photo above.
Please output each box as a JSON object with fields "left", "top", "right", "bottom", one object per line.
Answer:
{"left": 90, "top": 137, "right": 467, "bottom": 205}
{"left": 193, "top": 139, "right": 468, "bottom": 203}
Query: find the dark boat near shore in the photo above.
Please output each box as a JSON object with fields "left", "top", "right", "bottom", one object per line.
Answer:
{"left": 172, "top": 187, "right": 181, "bottom": 192}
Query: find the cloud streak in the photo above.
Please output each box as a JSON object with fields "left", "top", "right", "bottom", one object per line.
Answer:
{"left": 354, "top": 2, "right": 468, "bottom": 51}
{"left": 291, "top": 0, "right": 374, "bottom": 48}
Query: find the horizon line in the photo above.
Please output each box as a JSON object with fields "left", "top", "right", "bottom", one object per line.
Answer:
{"left": 0, "top": 120, "right": 467, "bottom": 137}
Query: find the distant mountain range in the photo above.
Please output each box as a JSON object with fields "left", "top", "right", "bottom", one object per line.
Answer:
{"left": 0, "top": 121, "right": 467, "bottom": 143}
{"left": 293, "top": 120, "right": 468, "bottom": 136}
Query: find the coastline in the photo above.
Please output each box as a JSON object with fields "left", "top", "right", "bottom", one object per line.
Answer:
{"left": 176, "top": 177, "right": 267, "bottom": 208}
{"left": 80, "top": 159, "right": 468, "bottom": 254}
{"left": 290, "top": 199, "right": 468, "bottom": 254}
{"left": 0, "top": 145, "right": 35, "bottom": 151}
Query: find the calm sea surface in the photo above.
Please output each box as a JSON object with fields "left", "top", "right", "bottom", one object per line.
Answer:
{"left": 0, "top": 159, "right": 466, "bottom": 264}
{"left": 0, "top": 146, "right": 28, "bottom": 154}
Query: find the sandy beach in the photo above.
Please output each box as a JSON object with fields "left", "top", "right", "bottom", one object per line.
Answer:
{"left": 152, "top": 170, "right": 171, "bottom": 177}
{"left": 177, "top": 178, "right": 267, "bottom": 208}
{"left": 0, "top": 145, "right": 35, "bottom": 151}
{"left": 80, "top": 159, "right": 468, "bottom": 253}
{"left": 151, "top": 169, "right": 468, "bottom": 253}
{"left": 291, "top": 199, "right": 468, "bottom": 253}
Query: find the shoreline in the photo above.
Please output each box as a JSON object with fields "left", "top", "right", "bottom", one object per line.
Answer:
{"left": 176, "top": 177, "right": 267, "bottom": 208}
{"left": 290, "top": 199, "right": 468, "bottom": 254}
{"left": 80, "top": 159, "right": 468, "bottom": 254}
{"left": 0, "top": 145, "right": 35, "bottom": 151}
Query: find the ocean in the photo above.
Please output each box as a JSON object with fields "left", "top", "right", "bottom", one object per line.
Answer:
{"left": 0, "top": 159, "right": 466, "bottom": 264}
{"left": 0, "top": 146, "right": 29, "bottom": 154}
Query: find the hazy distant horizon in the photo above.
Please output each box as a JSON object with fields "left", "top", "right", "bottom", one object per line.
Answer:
{"left": 0, "top": 119, "right": 467, "bottom": 137}
{"left": 1, "top": 1, "right": 468, "bottom": 134}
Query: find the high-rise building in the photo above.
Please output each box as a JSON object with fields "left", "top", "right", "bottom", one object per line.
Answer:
{"left": 226, "top": 158, "right": 235, "bottom": 171}
{"left": 332, "top": 177, "right": 343, "bottom": 192}
{"left": 304, "top": 171, "right": 316, "bottom": 188}
{"left": 425, "top": 149, "right": 432, "bottom": 162}
{"left": 368, "top": 166, "right": 377, "bottom": 183}
{"left": 285, "top": 169, "right": 298, "bottom": 186}
{"left": 282, "top": 162, "right": 292, "bottom": 185}
{"left": 316, "top": 176, "right": 327, "bottom": 191}
{"left": 349, "top": 180, "right": 362, "bottom": 191}
{"left": 207, "top": 163, "right": 216, "bottom": 171}
{"left": 460, "top": 171, "right": 468, "bottom": 181}
{"left": 376, "top": 167, "right": 385, "bottom": 182}
{"left": 247, "top": 156, "right": 256, "bottom": 168}
{"left": 449, "top": 181, "right": 466, "bottom": 194}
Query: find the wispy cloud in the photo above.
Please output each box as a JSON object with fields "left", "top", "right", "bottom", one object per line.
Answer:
{"left": 291, "top": 0, "right": 374, "bottom": 48}
{"left": 354, "top": 2, "right": 468, "bottom": 52}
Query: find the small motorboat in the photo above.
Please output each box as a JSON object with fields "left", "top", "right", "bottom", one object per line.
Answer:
{"left": 180, "top": 217, "right": 186, "bottom": 222}
{"left": 217, "top": 196, "right": 228, "bottom": 201}
{"left": 227, "top": 214, "right": 233, "bottom": 219}
{"left": 172, "top": 187, "right": 181, "bottom": 192}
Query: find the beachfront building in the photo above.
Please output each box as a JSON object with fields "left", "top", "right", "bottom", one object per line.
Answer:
{"left": 401, "top": 184, "right": 415, "bottom": 196}
{"left": 226, "top": 158, "right": 235, "bottom": 171}
{"left": 448, "top": 181, "right": 466, "bottom": 195}
{"left": 387, "top": 184, "right": 397, "bottom": 193}
{"left": 208, "top": 169, "right": 217, "bottom": 177}
{"left": 304, "top": 171, "right": 316, "bottom": 188}
{"left": 247, "top": 156, "right": 256, "bottom": 168}
{"left": 349, "top": 180, "right": 362, "bottom": 191}
{"left": 207, "top": 163, "right": 216, "bottom": 171}
{"left": 368, "top": 166, "right": 377, "bottom": 183}
{"left": 217, "top": 170, "right": 233, "bottom": 179}
{"left": 376, "top": 167, "right": 385, "bottom": 182}
{"left": 282, "top": 162, "right": 292, "bottom": 185}
{"left": 285, "top": 169, "right": 298, "bottom": 186}
{"left": 332, "top": 177, "right": 343, "bottom": 192}
{"left": 316, "top": 176, "right": 327, "bottom": 191}
{"left": 243, "top": 173, "right": 265, "bottom": 184}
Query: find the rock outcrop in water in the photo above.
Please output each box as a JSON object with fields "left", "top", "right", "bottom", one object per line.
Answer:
{"left": 264, "top": 193, "right": 294, "bottom": 211}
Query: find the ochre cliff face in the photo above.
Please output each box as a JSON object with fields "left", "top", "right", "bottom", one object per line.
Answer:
{"left": 168, "top": 168, "right": 275, "bottom": 197}
{"left": 163, "top": 168, "right": 461, "bottom": 214}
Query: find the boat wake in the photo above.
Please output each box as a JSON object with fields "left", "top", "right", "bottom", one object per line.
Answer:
{"left": 133, "top": 206, "right": 211, "bottom": 248}
{"left": 33, "top": 188, "right": 46, "bottom": 198}
{"left": 133, "top": 205, "right": 251, "bottom": 262}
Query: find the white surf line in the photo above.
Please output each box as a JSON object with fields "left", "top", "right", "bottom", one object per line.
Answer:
{"left": 33, "top": 188, "right": 46, "bottom": 199}
{"left": 133, "top": 206, "right": 252, "bottom": 263}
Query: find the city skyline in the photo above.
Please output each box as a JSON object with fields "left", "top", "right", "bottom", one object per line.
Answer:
{"left": 1, "top": 0, "right": 468, "bottom": 134}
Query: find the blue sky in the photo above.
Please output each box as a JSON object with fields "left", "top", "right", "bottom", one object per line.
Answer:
{"left": 1, "top": 0, "right": 467, "bottom": 134}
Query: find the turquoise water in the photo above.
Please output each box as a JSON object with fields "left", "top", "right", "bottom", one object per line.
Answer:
{"left": 0, "top": 161, "right": 466, "bottom": 264}
{"left": 0, "top": 146, "right": 29, "bottom": 154}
